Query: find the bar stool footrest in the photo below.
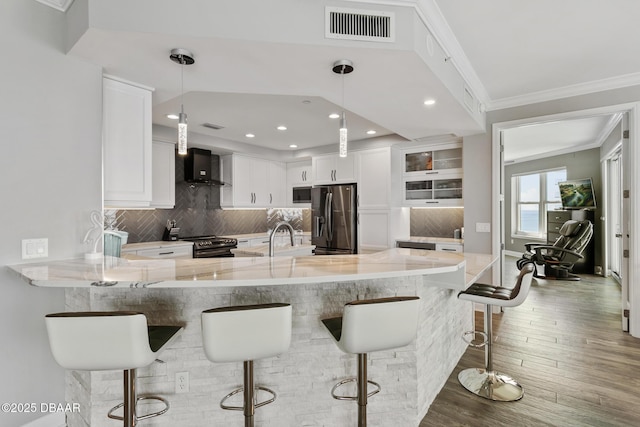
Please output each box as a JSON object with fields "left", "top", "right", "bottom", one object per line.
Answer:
{"left": 107, "top": 396, "right": 169, "bottom": 421}
{"left": 462, "top": 330, "right": 488, "bottom": 348}
{"left": 331, "top": 378, "right": 381, "bottom": 401}
{"left": 220, "top": 386, "right": 277, "bottom": 411}
{"left": 458, "top": 368, "right": 524, "bottom": 402}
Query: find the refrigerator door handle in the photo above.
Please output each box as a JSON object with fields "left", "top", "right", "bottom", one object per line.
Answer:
{"left": 327, "top": 192, "right": 333, "bottom": 240}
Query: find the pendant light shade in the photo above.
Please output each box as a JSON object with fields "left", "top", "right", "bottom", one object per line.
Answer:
{"left": 339, "top": 112, "right": 348, "bottom": 157}
{"left": 170, "top": 48, "right": 195, "bottom": 155}
{"left": 332, "top": 59, "right": 354, "bottom": 158}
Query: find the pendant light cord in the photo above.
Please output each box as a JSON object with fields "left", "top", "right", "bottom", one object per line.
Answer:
{"left": 180, "top": 55, "right": 185, "bottom": 113}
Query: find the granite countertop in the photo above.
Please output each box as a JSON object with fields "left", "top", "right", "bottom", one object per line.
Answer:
{"left": 396, "top": 236, "right": 464, "bottom": 245}
{"left": 121, "top": 241, "right": 194, "bottom": 253}
{"left": 8, "top": 249, "right": 496, "bottom": 290}
{"left": 224, "top": 231, "right": 310, "bottom": 240}
{"left": 232, "top": 244, "right": 316, "bottom": 257}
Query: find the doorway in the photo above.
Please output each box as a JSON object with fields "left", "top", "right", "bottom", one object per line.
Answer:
{"left": 491, "top": 103, "right": 639, "bottom": 335}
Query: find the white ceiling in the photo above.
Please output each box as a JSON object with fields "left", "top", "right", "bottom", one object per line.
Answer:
{"left": 54, "top": 0, "right": 639, "bottom": 159}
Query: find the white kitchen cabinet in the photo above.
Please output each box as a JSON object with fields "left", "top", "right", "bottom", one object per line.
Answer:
{"left": 402, "top": 142, "right": 462, "bottom": 178}
{"left": 221, "top": 154, "right": 286, "bottom": 208}
{"left": 103, "top": 75, "right": 154, "bottom": 208}
{"left": 136, "top": 246, "right": 193, "bottom": 259}
{"left": 398, "top": 141, "right": 463, "bottom": 207}
{"left": 269, "top": 161, "right": 286, "bottom": 206}
{"left": 435, "top": 243, "right": 463, "bottom": 252}
{"left": 356, "top": 147, "right": 391, "bottom": 209}
{"left": 403, "top": 173, "right": 463, "bottom": 207}
{"left": 287, "top": 160, "right": 312, "bottom": 185}
{"left": 151, "top": 141, "right": 176, "bottom": 208}
{"left": 286, "top": 160, "right": 312, "bottom": 207}
{"left": 358, "top": 208, "right": 410, "bottom": 253}
{"left": 312, "top": 153, "right": 357, "bottom": 184}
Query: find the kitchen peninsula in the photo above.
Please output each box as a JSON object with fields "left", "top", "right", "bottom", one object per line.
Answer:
{"left": 10, "top": 249, "right": 496, "bottom": 427}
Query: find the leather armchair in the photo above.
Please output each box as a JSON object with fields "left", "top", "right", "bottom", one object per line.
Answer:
{"left": 516, "top": 219, "right": 593, "bottom": 281}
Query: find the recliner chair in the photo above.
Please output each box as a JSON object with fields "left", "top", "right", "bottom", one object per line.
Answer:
{"left": 516, "top": 219, "right": 593, "bottom": 281}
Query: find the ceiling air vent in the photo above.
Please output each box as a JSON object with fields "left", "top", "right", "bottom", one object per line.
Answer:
{"left": 325, "top": 7, "right": 395, "bottom": 43}
{"left": 201, "top": 123, "right": 225, "bottom": 130}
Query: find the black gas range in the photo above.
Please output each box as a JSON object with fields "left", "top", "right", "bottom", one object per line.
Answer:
{"left": 180, "top": 236, "right": 238, "bottom": 258}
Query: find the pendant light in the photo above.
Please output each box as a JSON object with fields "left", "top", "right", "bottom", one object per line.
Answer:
{"left": 332, "top": 59, "right": 354, "bottom": 158}
{"left": 170, "top": 48, "right": 195, "bottom": 155}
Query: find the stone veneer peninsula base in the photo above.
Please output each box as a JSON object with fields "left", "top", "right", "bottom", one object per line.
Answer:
{"left": 10, "top": 249, "right": 496, "bottom": 427}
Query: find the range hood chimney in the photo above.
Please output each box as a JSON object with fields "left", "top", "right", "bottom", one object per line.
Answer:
{"left": 184, "top": 148, "right": 226, "bottom": 186}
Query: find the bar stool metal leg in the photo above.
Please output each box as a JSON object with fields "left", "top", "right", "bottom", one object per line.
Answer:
{"left": 244, "top": 361, "right": 255, "bottom": 427}
{"left": 357, "top": 353, "right": 367, "bottom": 427}
{"left": 123, "top": 369, "right": 136, "bottom": 427}
{"left": 458, "top": 303, "right": 524, "bottom": 401}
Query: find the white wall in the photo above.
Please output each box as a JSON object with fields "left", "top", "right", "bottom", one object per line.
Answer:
{"left": 0, "top": 1, "right": 103, "bottom": 425}
{"left": 461, "top": 133, "right": 492, "bottom": 254}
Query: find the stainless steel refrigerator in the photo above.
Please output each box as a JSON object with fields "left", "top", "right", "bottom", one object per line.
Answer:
{"left": 311, "top": 184, "right": 357, "bottom": 255}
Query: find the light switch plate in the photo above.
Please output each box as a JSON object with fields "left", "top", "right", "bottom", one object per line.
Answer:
{"left": 22, "top": 238, "right": 48, "bottom": 259}
{"left": 476, "top": 223, "right": 491, "bottom": 233}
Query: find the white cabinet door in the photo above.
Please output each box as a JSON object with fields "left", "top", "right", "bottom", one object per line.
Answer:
{"left": 151, "top": 141, "right": 176, "bottom": 208}
{"left": 357, "top": 147, "right": 391, "bottom": 209}
{"left": 358, "top": 210, "right": 390, "bottom": 253}
{"left": 103, "top": 76, "right": 153, "bottom": 208}
{"left": 251, "top": 158, "right": 270, "bottom": 206}
{"left": 268, "top": 161, "right": 286, "bottom": 206}
{"left": 287, "top": 161, "right": 312, "bottom": 186}
{"left": 312, "top": 154, "right": 357, "bottom": 184}
{"left": 221, "top": 154, "right": 285, "bottom": 208}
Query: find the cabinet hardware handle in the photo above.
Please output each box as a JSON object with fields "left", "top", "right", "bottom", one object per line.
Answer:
{"left": 425, "top": 201, "right": 439, "bottom": 204}
{"left": 425, "top": 171, "right": 438, "bottom": 175}
{"left": 615, "top": 233, "right": 623, "bottom": 237}
{"left": 270, "top": 193, "right": 273, "bottom": 204}
{"left": 158, "top": 251, "right": 174, "bottom": 255}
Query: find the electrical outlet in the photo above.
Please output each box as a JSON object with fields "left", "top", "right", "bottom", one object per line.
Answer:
{"left": 175, "top": 371, "right": 189, "bottom": 393}
{"left": 22, "top": 238, "right": 48, "bottom": 259}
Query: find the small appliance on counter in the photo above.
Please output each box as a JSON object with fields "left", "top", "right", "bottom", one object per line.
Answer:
{"left": 163, "top": 220, "right": 180, "bottom": 241}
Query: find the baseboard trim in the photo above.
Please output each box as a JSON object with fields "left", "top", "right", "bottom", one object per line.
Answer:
{"left": 504, "top": 250, "right": 521, "bottom": 258}
{"left": 21, "top": 413, "right": 65, "bottom": 427}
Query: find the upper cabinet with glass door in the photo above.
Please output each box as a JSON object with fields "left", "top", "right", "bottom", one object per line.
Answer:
{"left": 402, "top": 143, "right": 462, "bottom": 178}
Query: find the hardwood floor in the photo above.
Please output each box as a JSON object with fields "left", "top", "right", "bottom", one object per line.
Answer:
{"left": 420, "top": 257, "right": 640, "bottom": 427}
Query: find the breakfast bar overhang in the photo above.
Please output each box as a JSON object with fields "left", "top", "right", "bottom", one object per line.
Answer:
{"left": 10, "top": 249, "right": 496, "bottom": 427}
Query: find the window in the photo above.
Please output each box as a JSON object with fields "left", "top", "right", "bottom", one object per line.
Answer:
{"left": 512, "top": 168, "right": 566, "bottom": 238}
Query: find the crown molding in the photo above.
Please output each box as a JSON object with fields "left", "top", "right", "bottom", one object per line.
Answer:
{"left": 488, "top": 72, "right": 640, "bottom": 111}
{"left": 35, "top": 0, "right": 75, "bottom": 12}
{"left": 342, "top": 0, "right": 490, "bottom": 109}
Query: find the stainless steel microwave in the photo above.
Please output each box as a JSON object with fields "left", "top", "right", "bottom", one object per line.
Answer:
{"left": 292, "top": 186, "right": 312, "bottom": 203}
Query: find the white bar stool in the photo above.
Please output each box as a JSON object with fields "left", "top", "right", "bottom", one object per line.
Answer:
{"left": 201, "top": 303, "right": 292, "bottom": 427}
{"left": 45, "top": 311, "right": 183, "bottom": 427}
{"left": 457, "top": 262, "right": 535, "bottom": 401}
{"left": 322, "top": 296, "right": 420, "bottom": 427}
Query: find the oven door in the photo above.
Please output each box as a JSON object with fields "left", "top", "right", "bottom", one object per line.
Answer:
{"left": 193, "top": 247, "right": 235, "bottom": 258}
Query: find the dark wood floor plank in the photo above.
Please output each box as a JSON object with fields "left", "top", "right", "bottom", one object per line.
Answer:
{"left": 420, "top": 257, "right": 640, "bottom": 427}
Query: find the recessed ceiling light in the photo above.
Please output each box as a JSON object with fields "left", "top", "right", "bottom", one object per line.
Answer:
{"left": 424, "top": 99, "right": 436, "bottom": 106}
{"left": 366, "top": 130, "right": 377, "bottom": 135}
{"left": 277, "top": 125, "right": 287, "bottom": 131}
{"left": 289, "top": 144, "right": 298, "bottom": 148}
{"left": 245, "top": 133, "right": 255, "bottom": 138}
{"left": 167, "top": 114, "right": 179, "bottom": 120}
{"left": 329, "top": 113, "right": 340, "bottom": 119}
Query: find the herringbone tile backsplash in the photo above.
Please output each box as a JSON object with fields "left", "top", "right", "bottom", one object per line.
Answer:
{"left": 410, "top": 208, "right": 464, "bottom": 238}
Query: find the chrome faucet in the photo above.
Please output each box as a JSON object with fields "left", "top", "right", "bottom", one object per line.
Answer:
{"left": 269, "top": 221, "right": 296, "bottom": 257}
